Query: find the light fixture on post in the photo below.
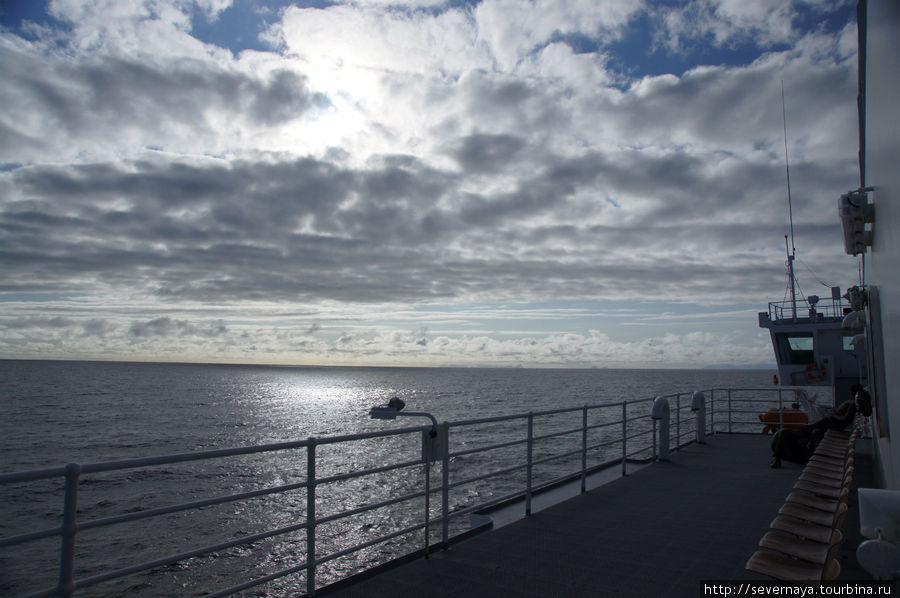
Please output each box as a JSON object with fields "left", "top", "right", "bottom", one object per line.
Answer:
{"left": 839, "top": 186, "right": 875, "bottom": 255}
{"left": 369, "top": 397, "right": 447, "bottom": 558}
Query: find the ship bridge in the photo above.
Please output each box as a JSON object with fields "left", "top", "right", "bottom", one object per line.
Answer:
{"left": 758, "top": 289, "right": 865, "bottom": 403}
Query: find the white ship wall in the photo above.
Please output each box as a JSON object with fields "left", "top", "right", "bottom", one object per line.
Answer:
{"left": 865, "top": 0, "right": 900, "bottom": 489}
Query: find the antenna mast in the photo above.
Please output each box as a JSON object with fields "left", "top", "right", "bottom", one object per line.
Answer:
{"left": 781, "top": 80, "right": 798, "bottom": 321}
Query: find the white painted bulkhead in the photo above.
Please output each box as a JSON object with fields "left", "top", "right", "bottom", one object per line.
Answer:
{"left": 862, "top": 0, "right": 900, "bottom": 490}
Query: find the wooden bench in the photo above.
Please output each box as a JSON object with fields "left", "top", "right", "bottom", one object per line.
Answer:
{"left": 745, "top": 425, "right": 859, "bottom": 581}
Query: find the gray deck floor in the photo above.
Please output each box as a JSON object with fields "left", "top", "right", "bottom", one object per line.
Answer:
{"left": 321, "top": 433, "right": 873, "bottom": 598}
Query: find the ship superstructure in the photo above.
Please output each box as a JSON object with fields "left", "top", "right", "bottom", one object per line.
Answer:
{"left": 758, "top": 284, "right": 866, "bottom": 403}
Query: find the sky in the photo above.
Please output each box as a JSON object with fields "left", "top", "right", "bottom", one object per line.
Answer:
{"left": 0, "top": 0, "right": 863, "bottom": 369}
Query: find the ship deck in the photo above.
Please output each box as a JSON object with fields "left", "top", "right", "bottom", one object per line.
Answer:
{"left": 321, "top": 433, "right": 873, "bottom": 598}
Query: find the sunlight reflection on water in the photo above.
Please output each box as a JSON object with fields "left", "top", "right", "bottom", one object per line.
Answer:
{"left": 1, "top": 361, "right": 776, "bottom": 596}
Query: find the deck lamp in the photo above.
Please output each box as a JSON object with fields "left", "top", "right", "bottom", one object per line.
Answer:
{"left": 369, "top": 397, "right": 439, "bottom": 429}
{"left": 369, "top": 398, "right": 447, "bottom": 559}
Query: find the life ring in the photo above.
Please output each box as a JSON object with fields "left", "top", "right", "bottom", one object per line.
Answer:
{"left": 806, "top": 362, "right": 827, "bottom": 381}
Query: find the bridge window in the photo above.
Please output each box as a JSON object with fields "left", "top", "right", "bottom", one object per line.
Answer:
{"left": 775, "top": 333, "right": 814, "bottom": 365}
{"left": 843, "top": 335, "right": 857, "bottom": 352}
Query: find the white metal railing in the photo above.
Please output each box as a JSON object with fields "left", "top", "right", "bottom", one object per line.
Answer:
{"left": 0, "top": 387, "right": 807, "bottom": 597}
{"left": 766, "top": 298, "right": 846, "bottom": 322}
{"left": 708, "top": 387, "right": 825, "bottom": 434}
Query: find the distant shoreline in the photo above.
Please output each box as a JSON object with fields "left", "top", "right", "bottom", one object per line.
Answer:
{"left": 0, "top": 357, "right": 777, "bottom": 372}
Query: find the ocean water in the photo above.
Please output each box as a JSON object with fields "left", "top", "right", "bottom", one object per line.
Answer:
{"left": 0, "top": 360, "right": 776, "bottom": 596}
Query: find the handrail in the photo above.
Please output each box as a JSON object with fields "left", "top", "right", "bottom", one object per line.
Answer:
{"left": 0, "top": 426, "right": 426, "bottom": 486}
{"left": 0, "top": 387, "right": 808, "bottom": 597}
{"left": 767, "top": 298, "right": 846, "bottom": 321}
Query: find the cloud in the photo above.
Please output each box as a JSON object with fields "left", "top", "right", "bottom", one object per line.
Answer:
{"left": 0, "top": 0, "right": 861, "bottom": 367}
{"left": 129, "top": 317, "right": 227, "bottom": 338}
{"left": 451, "top": 133, "right": 527, "bottom": 173}
{"left": 651, "top": 0, "right": 855, "bottom": 53}
{"left": 6, "top": 316, "right": 78, "bottom": 329}
{"left": 0, "top": 308, "right": 771, "bottom": 366}
{"left": 1, "top": 77, "right": 855, "bottom": 308}
{"left": 0, "top": 42, "right": 330, "bottom": 164}
{"left": 473, "top": 0, "right": 642, "bottom": 71}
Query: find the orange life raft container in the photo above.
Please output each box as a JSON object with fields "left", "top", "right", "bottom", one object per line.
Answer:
{"left": 758, "top": 407, "right": 809, "bottom": 434}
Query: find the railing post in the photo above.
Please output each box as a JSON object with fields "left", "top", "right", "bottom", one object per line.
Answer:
{"left": 441, "top": 422, "right": 450, "bottom": 548}
{"left": 778, "top": 388, "right": 784, "bottom": 430}
{"left": 651, "top": 397, "right": 670, "bottom": 461}
{"left": 709, "top": 389, "right": 715, "bottom": 435}
{"left": 57, "top": 462, "right": 81, "bottom": 598}
{"left": 306, "top": 439, "right": 317, "bottom": 598}
{"left": 728, "top": 389, "right": 733, "bottom": 434}
{"left": 691, "top": 391, "right": 706, "bottom": 445}
{"left": 581, "top": 406, "right": 588, "bottom": 493}
{"left": 621, "top": 402, "right": 627, "bottom": 475}
{"left": 424, "top": 456, "right": 431, "bottom": 558}
{"left": 675, "top": 394, "right": 681, "bottom": 451}
{"left": 525, "top": 412, "right": 533, "bottom": 516}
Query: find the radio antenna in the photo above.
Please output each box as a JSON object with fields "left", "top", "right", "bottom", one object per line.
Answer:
{"left": 781, "top": 80, "right": 798, "bottom": 321}
{"left": 782, "top": 80, "right": 796, "bottom": 255}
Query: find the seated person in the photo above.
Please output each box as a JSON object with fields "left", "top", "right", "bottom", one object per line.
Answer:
{"left": 769, "top": 385, "right": 871, "bottom": 469}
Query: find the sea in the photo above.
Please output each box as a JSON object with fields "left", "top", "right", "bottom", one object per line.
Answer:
{"left": 0, "top": 359, "right": 776, "bottom": 597}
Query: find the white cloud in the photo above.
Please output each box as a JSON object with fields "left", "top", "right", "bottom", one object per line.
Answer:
{"left": 655, "top": 0, "right": 793, "bottom": 52}
{"left": 653, "top": 0, "right": 857, "bottom": 55}
{"left": 273, "top": 4, "right": 484, "bottom": 77}
{"left": 194, "top": 0, "right": 234, "bottom": 20}
{"left": 0, "top": 306, "right": 770, "bottom": 367}
{"left": 0, "top": 0, "right": 862, "bottom": 367}
{"left": 474, "top": 0, "right": 641, "bottom": 70}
